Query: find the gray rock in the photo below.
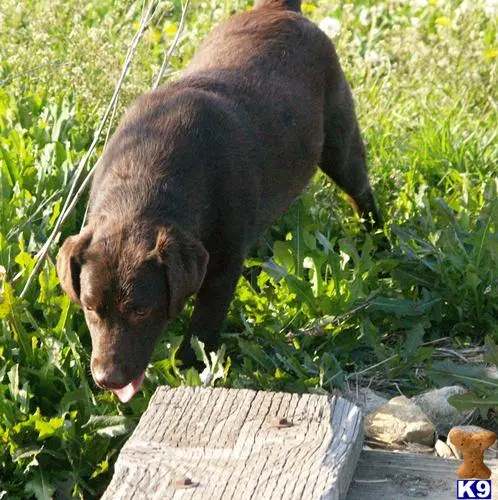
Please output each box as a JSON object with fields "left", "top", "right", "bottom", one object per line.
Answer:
{"left": 486, "top": 365, "right": 498, "bottom": 379}
{"left": 412, "top": 386, "right": 475, "bottom": 435}
{"left": 365, "top": 395, "right": 436, "bottom": 447}
{"left": 435, "top": 439, "right": 455, "bottom": 459}
{"left": 346, "top": 387, "right": 389, "bottom": 415}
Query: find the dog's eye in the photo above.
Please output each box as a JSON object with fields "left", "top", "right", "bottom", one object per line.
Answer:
{"left": 132, "top": 307, "right": 149, "bottom": 317}
{"left": 84, "top": 304, "right": 95, "bottom": 312}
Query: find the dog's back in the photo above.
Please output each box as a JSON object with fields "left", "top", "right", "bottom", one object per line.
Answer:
{"left": 93, "top": 0, "right": 343, "bottom": 239}
{"left": 186, "top": 0, "right": 336, "bottom": 86}
{"left": 175, "top": 0, "right": 343, "bottom": 228}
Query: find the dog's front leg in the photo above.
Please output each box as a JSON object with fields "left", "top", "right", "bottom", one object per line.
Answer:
{"left": 178, "top": 252, "right": 244, "bottom": 368}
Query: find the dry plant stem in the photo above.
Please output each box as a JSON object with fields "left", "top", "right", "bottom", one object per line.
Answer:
{"left": 19, "top": 0, "right": 158, "bottom": 299}
{"left": 153, "top": 0, "right": 190, "bottom": 89}
{"left": 8, "top": 191, "right": 61, "bottom": 241}
{"left": 81, "top": 2, "right": 153, "bottom": 231}
{"left": 434, "top": 347, "right": 470, "bottom": 363}
{"left": 347, "top": 354, "right": 398, "bottom": 380}
{"left": 347, "top": 335, "right": 462, "bottom": 382}
{"left": 421, "top": 337, "right": 451, "bottom": 346}
{"left": 0, "top": 60, "right": 63, "bottom": 87}
{"left": 294, "top": 290, "right": 380, "bottom": 338}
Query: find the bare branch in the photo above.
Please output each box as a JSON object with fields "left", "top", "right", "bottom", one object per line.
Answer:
{"left": 8, "top": 191, "right": 61, "bottom": 241}
{"left": 153, "top": 0, "right": 190, "bottom": 90}
{"left": 0, "top": 60, "right": 64, "bottom": 87}
{"left": 346, "top": 355, "right": 398, "bottom": 380}
{"left": 288, "top": 290, "right": 380, "bottom": 338}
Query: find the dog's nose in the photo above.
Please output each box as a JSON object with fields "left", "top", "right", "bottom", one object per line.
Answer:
{"left": 91, "top": 360, "right": 127, "bottom": 389}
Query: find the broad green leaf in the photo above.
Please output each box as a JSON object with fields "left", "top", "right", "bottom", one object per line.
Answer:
{"left": 90, "top": 458, "right": 109, "bottom": 479}
{"left": 206, "top": 344, "right": 227, "bottom": 386}
{"left": 38, "top": 265, "right": 59, "bottom": 305}
{"left": 35, "top": 416, "right": 64, "bottom": 440}
{"left": 303, "top": 253, "right": 325, "bottom": 297}
{"left": 59, "top": 387, "right": 90, "bottom": 410}
{"left": 316, "top": 232, "right": 333, "bottom": 255}
{"left": 184, "top": 367, "right": 201, "bottom": 387}
{"left": 54, "top": 295, "right": 71, "bottom": 334}
{"left": 191, "top": 336, "right": 210, "bottom": 368}
{"left": 339, "top": 238, "right": 360, "bottom": 269}
{"left": 49, "top": 199, "right": 62, "bottom": 228}
{"left": 262, "top": 260, "right": 287, "bottom": 279}
{"left": 24, "top": 470, "right": 55, "bottom": 500}
{"left": 8, "top": 364, "right": 20, "bottom": 402}
{"left": 428, "top": 360, "right": 498, "bottom": 392}
{"left": 238, "top": 338, "right": 275, "bottom": 371}
{"left": 0, "top": 282, "right": 15, "bottom": 319}
{"left": 83, "top": 415, "right": 135, "bottom": 438}
{"left": 448, "top": 392, "right": 498, "bottom": 418}
{"left": 0, "top": 144, "right": 16, "bottom": 187}
{"left": 285, "top": 275, "right": 316, "bottom": 312}
{"left": 369, "top": 297, "right": 440, "bottom": 317}
{"left": 404, "top": 322, "right": 426, "bottom": 358}
{"left": 15, "top": 250, "right": 36, "bottom": 275}
{"left": 273, "top": 241, "right": 295, "bottom": 273}
{"left": 302, "top": 230, "right": 316, "bottom": 251}
{"left": 448, "top": 392, "right": 498, "bottom": 410}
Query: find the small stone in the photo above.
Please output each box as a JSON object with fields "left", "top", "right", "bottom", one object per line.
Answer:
{"left": 365, "top": 395, "right": 436, "bottom": 447}
{"left": 435, "top": 439, "right": 455, "bottom": 459}
{"left": 412, "top": 386, "right": 475, "bottom": 435}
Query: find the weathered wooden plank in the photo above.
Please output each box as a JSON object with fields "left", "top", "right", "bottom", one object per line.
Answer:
{"left": 103, "top": 387, "right": 363, "bottom": 499}
{"left": 347, "top": 449, "right": 498, "bottom": 500}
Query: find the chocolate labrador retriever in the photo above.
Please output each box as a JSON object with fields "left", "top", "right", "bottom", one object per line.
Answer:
{"left": 57, "top": 0, "right": 381, "bottom": 402}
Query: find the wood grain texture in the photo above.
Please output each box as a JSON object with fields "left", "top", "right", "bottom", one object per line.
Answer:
{"left": 346, "top": 449, "right": 498, "bottom": 500}
{"left": 102, "top": 387, "right": 363, "bottom": 499}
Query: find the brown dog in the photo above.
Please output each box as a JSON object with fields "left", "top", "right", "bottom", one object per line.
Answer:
{"left": 57, "top": 0, "right": 381, "bottom": 402}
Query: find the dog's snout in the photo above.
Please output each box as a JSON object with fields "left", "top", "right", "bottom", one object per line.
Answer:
{"left": 91, "top": 359, "right": 127, "bottom": 389}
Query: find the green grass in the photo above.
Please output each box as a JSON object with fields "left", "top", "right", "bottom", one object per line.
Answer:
{"left": 1, "top": 0, "right": 497, "bottom": 497}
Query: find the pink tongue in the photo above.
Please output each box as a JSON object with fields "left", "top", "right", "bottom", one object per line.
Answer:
{"left": 112, "top": 373, "right": 145, "bottom": 403}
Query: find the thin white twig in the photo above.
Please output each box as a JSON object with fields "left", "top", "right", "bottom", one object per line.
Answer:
{"left": 434, "top": 347, "right": 470, "bottom": 363}
{"left": 20, "top": 0, "right": 158, "bottom": 298}
{"left": 82, "top": 75, "right": 120, "bottom": 230}
{"left": 0, "top": 60, "right": 64, "bottom": 87}
{"left": 153, "top": 0, "right": 190, "bottom": 89}
{"left": 346, "top": 354, "right": 398, "bottom": 379}
{"left": 8, "top": 191, "right": 61, "bottom": 241}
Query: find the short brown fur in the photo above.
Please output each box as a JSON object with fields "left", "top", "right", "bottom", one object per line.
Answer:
{"left": 57, "top": 0, "right": 381, "bottom": 390}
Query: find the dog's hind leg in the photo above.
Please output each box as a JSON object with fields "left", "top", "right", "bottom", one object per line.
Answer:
{"left": 319, "top": 84, "right": 382, "bottom": 230}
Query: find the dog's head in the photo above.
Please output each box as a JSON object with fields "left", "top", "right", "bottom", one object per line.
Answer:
{"left": 56, "top": 222, "right": 208, "bottom": 402}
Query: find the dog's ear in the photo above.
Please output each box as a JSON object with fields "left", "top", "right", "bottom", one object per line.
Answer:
{"left": 56, "top": 227, "right": 93, "bottom": 304}
{"left": 153, "top": 227, "right": 209, "bottom": 319}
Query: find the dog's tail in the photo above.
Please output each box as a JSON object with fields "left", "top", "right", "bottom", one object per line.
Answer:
{"left": 254, "top": 0, "right": 301, "bottom": 13}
